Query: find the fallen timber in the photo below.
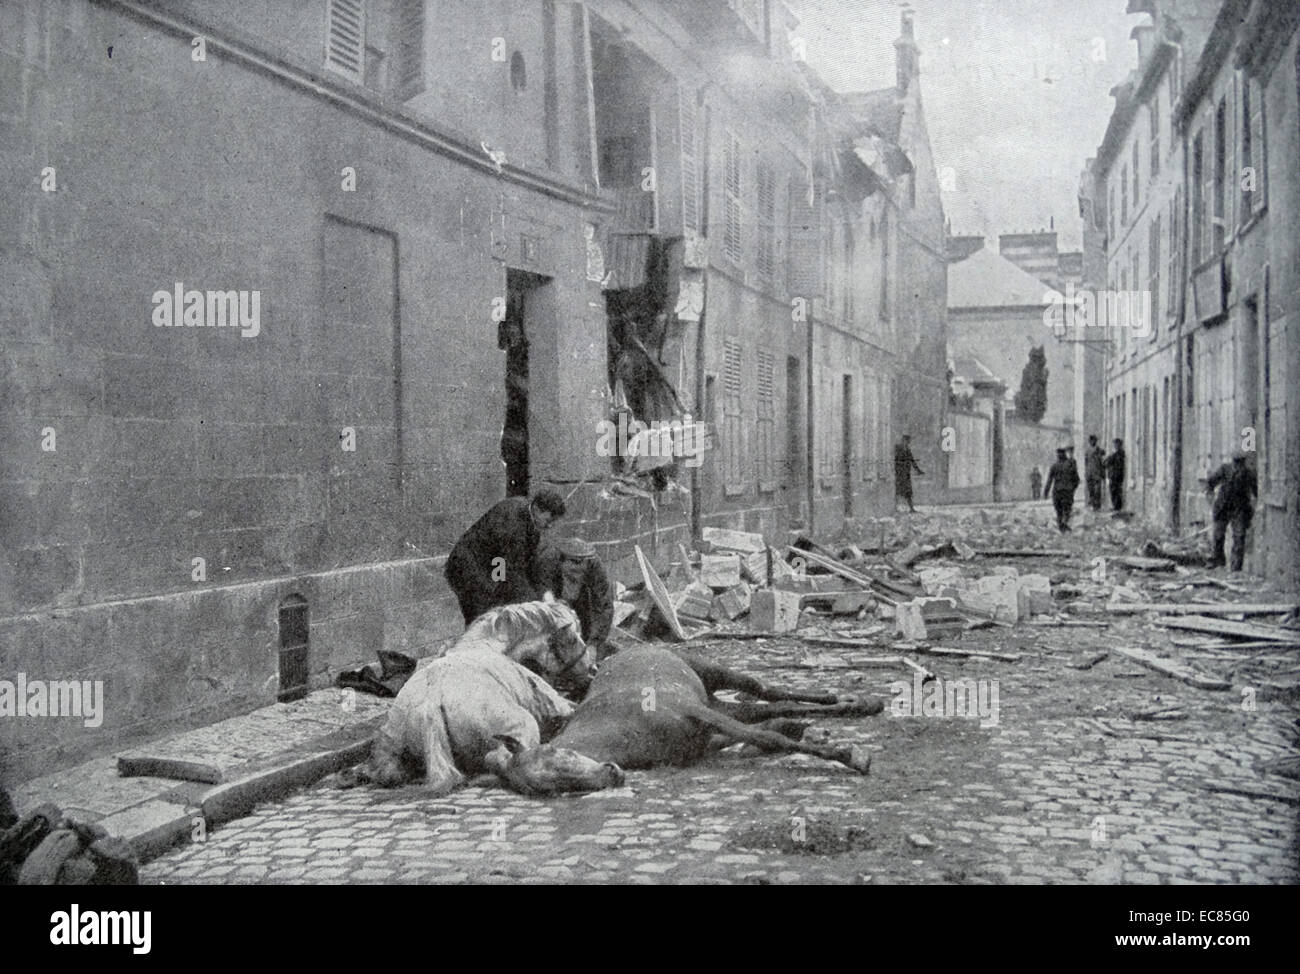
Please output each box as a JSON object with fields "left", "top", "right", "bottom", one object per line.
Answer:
{"left": 1151, "top": 615, "right": 1299, "bottom": 644}
{"left": 1111, "top": 646, "right": 1232, "bottom": 691}
{"left": 1105, "top": 602, "right": 1298, "bottom": 617}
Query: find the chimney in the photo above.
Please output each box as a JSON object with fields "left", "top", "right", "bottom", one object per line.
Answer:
{"left": 895, "top": 10, "right": 919, "bottom": 92}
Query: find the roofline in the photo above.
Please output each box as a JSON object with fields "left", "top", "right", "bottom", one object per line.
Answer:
{"left": 1095, "top": 40, "right": 1175, "bottom": 172}
{"left": 1175, "top": 0, "right": 1250, "bottom": 129}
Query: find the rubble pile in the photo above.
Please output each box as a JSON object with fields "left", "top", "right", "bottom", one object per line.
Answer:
{"left": 608, "top": 505, "right": 1300, "bottom": 704}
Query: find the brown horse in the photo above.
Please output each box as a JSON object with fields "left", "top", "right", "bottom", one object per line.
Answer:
{"left": 487, "top": 647, "right": 880, "bottom": 796}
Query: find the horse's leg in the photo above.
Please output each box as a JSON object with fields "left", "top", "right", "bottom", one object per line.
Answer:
{"left": 683, "top": 701, "right": 871, "bottom": 774}
{"left": 677, "top": 651, "right": 837, "bottom": 705}
{"left": 705, "top": 718, "right": 811, "bottom": 753}
{"left": 711, "top": 696, "right": 884, "bottom": 724}
{"left": 421, "top": 714, "right": 468, "bottom": 796}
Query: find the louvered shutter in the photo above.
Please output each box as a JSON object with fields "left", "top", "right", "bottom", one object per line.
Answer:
{"left": 723, "top": 339, "right": 745, "bottom": 495}
{"left": 723, "top": 133, "right": 743, "bottom": 265}
{"left": 392, "top": 0, "right": 426, "bottom": 100}
{"left": 756, "top": 160, "right": 775, "bottom": 283}
{"left": 1250, "top": 77, "right": 1266, "bottom": 216}
{"left": 325, "top": 0, "right": 365, "bottom": 83}
{"left": 680, "top": 88, "right": 700, "bottom": 233}
{"left": 787, "top": 173, "right": 820, "bottom": 298}
{"left": 1148, "top": 215, "right": 1160, "bottom": 337}
{"left": 757, "top": 348, "right": 775, "bottom": 491}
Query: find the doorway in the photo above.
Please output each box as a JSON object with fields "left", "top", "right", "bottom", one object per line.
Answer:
{"left": 502, "top": 270, "right": 548, "bottom": 497}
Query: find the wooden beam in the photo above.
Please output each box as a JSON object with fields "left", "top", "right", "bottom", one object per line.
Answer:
{"left": 1106, "top": 602, "right": 1298, "bottom": 616}
{"left": 1152, "top": 615, "right": 1298, "bottom": 643}
{"left": 1111, "top": 646, "right": 1232, "bottom": 690}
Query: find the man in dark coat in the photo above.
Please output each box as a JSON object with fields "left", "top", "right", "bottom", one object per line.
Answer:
{"left": 1084, "top": 435, "right": 1105, "bottom": 511}
{"left": 444, "top": 490, "right": 566, "bottom": 626}
{"left": 1105, "top": 438, "right": 1126, "bottom": 511}
{"left": 1043, "top": 447, "right": 1080, "bottom": 532}
{"left": 894, "top": 435, "right": 924, "bottom": 513}
{"left": 535, "top": 537, "right": 614, "bottom": 659}
{"left": 1205, "top": 452, "right": 1258, "bottom": 571}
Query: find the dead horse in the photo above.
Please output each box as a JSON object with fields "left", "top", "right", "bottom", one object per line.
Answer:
{"left": 488, "top": 646, "right": 880, "bottom": 794}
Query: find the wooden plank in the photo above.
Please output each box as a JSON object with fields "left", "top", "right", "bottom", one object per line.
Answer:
{"left": 916, "top": 645, "right": 1022, "bottom": 663}
{"left": 1152, "top": 615, "right": 1298, "bottom": 643}
{"left": 635, "top": 544, "right": 687, "bottom": 641}
{"left": 785, "top": 545, "right": 872, "bottom": 588}
{"left": 1111, "top": 646, "right": 1232, "bottom": 690}
{"left": 974, "top": 548, "right": 1071, "bottom": 558}
{"left": 1112, "top": 556, "right": 1176, "bottom": 571}
{"left": 1106, "top": 602, "right": 1297, "bottom": 616}
{"left": 1174, "top": 639, "right": 1300, "bottom": 651}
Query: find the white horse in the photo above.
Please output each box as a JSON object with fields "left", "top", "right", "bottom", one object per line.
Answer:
{"left": 448, "top": 595, "right": 595, "bottom": 692}
{"left": 359, "top": 596, "right": 618, "bottom": 795}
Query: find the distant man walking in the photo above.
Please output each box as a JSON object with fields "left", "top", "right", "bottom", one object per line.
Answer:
{"left": 894, "top": 435, "right": 924, "bottom": 513}
{"left": 1105, "top": 438, "right": 1126, "bottom": 512}
{"left": 1084, "top": 435, "right": 1105, "bottom": 511}
{"left": 1043, "top": 447, "right": 1080, "bottom": 532}
{"left": 1205, "top": 452, "right": 1257, "bottom": 571}
{"left": 444, "top": 490, "right": 566, "bottom": 626}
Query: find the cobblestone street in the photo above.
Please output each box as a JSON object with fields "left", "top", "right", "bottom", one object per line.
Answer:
{"left": 143, "top": 505, "right": 1300, "bottom": 885}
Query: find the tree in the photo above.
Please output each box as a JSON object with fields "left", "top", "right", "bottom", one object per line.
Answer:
{"left": 1014, "top": 346, "right": 1049, "bottom": 423}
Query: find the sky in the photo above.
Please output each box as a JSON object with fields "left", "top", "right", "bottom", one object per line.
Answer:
{"left": 788, "top": 0, "right": 1145, "bottom": 251}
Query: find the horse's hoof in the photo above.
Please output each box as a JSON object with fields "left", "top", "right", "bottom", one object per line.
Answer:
{"left": 847, "top": 746, "right": 872, "bottom": 775}
{"left": 837, "top": 694, "right": 886, "bottom": 717}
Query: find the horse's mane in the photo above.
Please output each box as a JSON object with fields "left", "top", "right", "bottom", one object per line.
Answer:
{"left": 462, "top": 599, "right": 578, "bottom": 648}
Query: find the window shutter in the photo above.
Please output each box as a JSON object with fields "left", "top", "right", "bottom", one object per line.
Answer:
{"left": 723, "top": 338, "right": 745, "bottom": 495}
{"left": 1148, "top": 215, "right": 1160, "bottom": 336}
{"left": 1166, "top": 191, "right": 1179, "bottom": 312}
{"left": 756, "top": 159, "right": 775, "bottom": 283}
{"left": 787, "top": 173, "right": 820, "bottom": 297}
{"left": 723, "top": 133, "right": 743, "bottom": 265}
{"left": 1250, "top": 77, "right": 1266, "bottom": 215}
{"left": 325, "top": 0, "right": 365, "bottom": 84}
{"left": 756, "top": 348, "right": 775, "bottom": 491}
{"left": 392, "top": 0, "right": 426, "bottom": 100}
{"left": 680, "top": 88, "right": 699, "bottom": 233}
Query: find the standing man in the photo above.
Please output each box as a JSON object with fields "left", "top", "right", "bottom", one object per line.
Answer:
{"left": 1043, "top": 447, "right": 1080, "bottom": 532}
{"left": 1205, "top": 452, "right": 1258, "bottom": 571}
{"left": 1105, "top": 438, "right": 1126, "bottom": 512}
{"left": 1029, "top": 465, "right": 1043, "bottom": 499}
{"left": 894, "top": 435, "right": 924, "bottom": 514}
{"left": 444, "top": 490, "right": 566, "bottom": 626}
{"left": 535, "top": 537, "right": 614, "bottom": 659}
{"left": 1084, "top": 435, "right": 1105, "bottom": 511}
{"left": 1064, "top": 446, "right": 1081, "bottom": 519}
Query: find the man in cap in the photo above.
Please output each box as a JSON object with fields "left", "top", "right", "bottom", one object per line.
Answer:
{"left": 894, "top": 435, "right": 924, "bottom": 513}
{"left": 445, "top": 490, "right": 566, "bottom": 626}
{"left": 1043, "top": 447, "right": 1080, "bottom": 532}
{"left": 1205, "top": 452, "right": 1258, "bottom": 571}
{"left": 1105, "top": 438, "right": 1126, "bottom": 512}
{"left": 1084, "top": 435, "right": 1105, "bottom": 511}
{"left": 535, "top": 537, "right": 614, "bottom": 659}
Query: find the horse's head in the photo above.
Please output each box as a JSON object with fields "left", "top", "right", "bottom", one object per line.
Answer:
{"left": 491, "top": 595, "right": 596, "bottom": 694}
{"left": 484, "top": 734, "right": 624, "bottom": 797}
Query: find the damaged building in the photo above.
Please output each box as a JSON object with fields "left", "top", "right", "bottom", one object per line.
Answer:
{"left": 0, "top": 0, "right": 950, "bottom": 779}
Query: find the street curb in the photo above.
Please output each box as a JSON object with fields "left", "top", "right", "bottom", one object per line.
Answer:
{"left": 117, "top": 726, "right": 376, "bottom": 865}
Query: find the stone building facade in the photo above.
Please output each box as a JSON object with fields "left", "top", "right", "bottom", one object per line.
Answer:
{"left": 1083, "top": 0, "right": 1298, "bottom": 581}
{"left": 0, "top": 0, "right": 949, "bottom": 779}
